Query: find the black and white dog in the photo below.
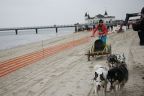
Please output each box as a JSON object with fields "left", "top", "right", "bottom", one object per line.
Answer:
{"left": 107, "top": 63, "right": 128, "bottom": 96}
{"left": 107, "top": 54, "right": 126, "bottom": 68}
{"left": 93, "top": 65, "right": 108, "bottom": 96}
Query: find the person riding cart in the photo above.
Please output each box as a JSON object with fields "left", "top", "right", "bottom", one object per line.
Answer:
{"left": 86, "top": 20, "right": 111, "bottom": 61}
{"left": 91, "top": 19, "right": 108, "bottom": 44}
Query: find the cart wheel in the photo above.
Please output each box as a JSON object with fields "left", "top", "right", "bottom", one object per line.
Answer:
{"left": 88, "top": 50, "right": 90, "bottom": 61}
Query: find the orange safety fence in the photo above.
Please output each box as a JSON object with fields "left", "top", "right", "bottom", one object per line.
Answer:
{"left": 0, "top": 36, "right": 90, "bottom": 77}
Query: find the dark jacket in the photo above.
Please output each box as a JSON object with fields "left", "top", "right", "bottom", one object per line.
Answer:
{"left": 140, "top": 18, "right": 144, "bottom": 31}
{"left": 132, "top": 17, "right": 144, "bottom": 31}
{"left": 140, "top": 7, "right": 144, "bottom": 31}
{"left": 133, "top": 7, "right": 144, "bottom": 31}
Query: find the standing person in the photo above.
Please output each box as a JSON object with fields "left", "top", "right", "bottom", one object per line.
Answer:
{"left": 110, "top": 25, "right": 113, "bottom": 31}
{"left": 138, "top": 7, "right": 144, "bottom": 45}
{"left": 91, "top": 19, "right": 108, "bottom": 44}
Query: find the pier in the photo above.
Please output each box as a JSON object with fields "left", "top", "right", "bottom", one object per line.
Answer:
{"left": 0, "top": 25, "right": 79, "bottom": 35}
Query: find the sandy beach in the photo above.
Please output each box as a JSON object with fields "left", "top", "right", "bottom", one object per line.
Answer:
{"left": 0, "top": 29, "right": 144, "bottom": 96}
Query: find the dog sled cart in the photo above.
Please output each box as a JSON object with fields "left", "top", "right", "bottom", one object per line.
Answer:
{"left": 85, "top": 39, "right": 111, "bottom": 61}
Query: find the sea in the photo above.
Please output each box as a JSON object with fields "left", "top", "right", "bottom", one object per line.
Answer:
{"left": 0, "top": 27, "right": 75, "bottom": 50}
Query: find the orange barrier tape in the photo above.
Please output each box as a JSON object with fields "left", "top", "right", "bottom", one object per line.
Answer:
{"left": 0, "top": 36, "right": 90, "bottom": 77}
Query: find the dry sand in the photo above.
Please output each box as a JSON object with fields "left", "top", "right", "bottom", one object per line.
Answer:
{"left": 0, "top": 30, "right": 144, "bottom": 96}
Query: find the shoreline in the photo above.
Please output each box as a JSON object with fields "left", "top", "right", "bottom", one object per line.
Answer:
{"left": 0, "top": 31, "right": 75, "bottom": 50}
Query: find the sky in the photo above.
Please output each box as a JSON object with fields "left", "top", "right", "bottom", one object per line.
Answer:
{"left": 0, "top": 0, "right": 144, "bottom": 28}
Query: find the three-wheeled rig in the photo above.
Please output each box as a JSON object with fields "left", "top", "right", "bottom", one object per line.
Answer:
{"left": 85, "top": 39, "right": 111, "bottom": 61}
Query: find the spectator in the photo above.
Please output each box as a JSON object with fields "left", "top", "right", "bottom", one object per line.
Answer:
{"left": 138, "top": 7, "right": 144, "bottom": 45}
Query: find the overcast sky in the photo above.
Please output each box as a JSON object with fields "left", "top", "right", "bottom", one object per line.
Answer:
{"left": 0, "top": 0, "right": 144, "bottom": 28}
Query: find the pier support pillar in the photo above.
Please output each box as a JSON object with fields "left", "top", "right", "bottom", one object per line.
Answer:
{"left": 75, "top": 26, "right": 78, "bottom": 32}
{"left": 56, "top": 27, "right": 58, "bottom": 33}
{"left": 15, "top": 29, "right": 18, "bottom": 35}
{"left": 35, "top": 29, "right": 38, "bottom": 34}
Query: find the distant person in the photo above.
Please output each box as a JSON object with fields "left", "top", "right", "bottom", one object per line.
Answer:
{"left": 91, "top": 19, "right": 108, "bottom": 44}
{"left": 107, "top": 25, "right": 110, "bottom": 31}
{"left": 127, "top": 23, "right": 130, "bottom": 29}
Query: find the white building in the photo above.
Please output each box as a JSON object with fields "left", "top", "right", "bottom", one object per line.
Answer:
{"left": 85, "top": 11, "right": 115, "bottom": 25}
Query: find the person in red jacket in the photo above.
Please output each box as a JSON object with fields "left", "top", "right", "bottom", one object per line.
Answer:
{"left": 91, "top": 19, "right": 108, "bottom": 44}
